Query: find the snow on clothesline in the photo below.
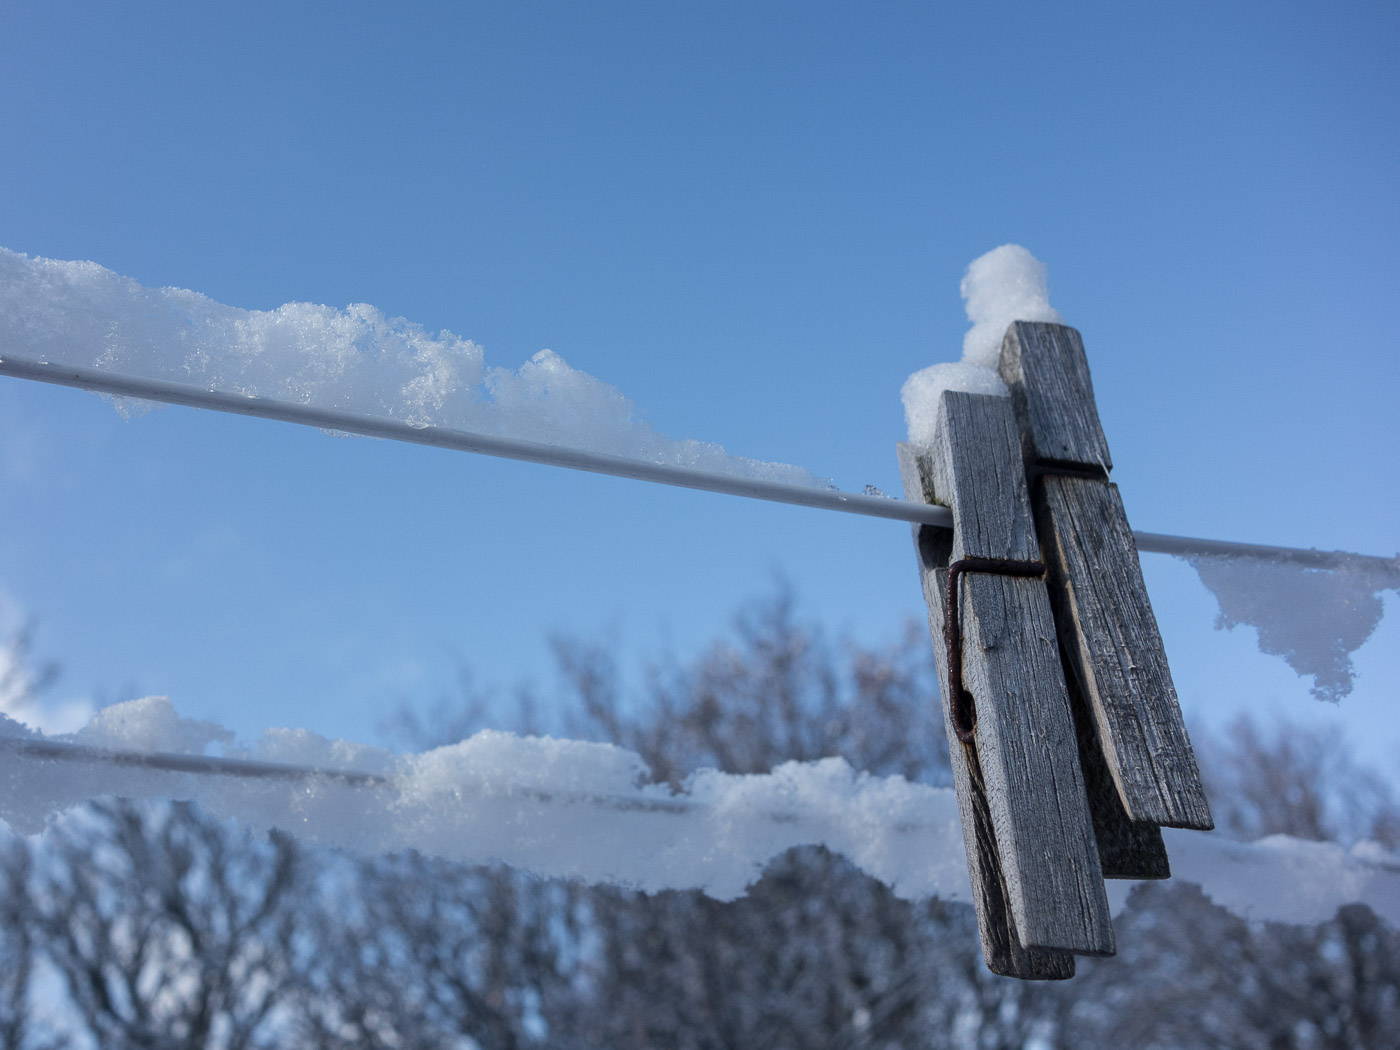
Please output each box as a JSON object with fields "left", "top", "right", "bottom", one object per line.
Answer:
{"left": 1, "top": 697, "right": 1396, "bottom": 929}
{"left": 0, "top": 354, "right": 945, "bottom": 527}
{"left": 2, "top": 697, "right": 966, "bottom": 903}
{"left": 0, "top": 245, "right": 1395, "bottom": 693}
{"left": 0, "top": 247, "right": 824, "bottom": 488}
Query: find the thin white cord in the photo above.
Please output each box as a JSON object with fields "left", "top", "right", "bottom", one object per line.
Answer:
{"left": 0, "top": 355, "right": 950, "bottom": 527}
{"left": 2, "top": 354, "right": 1396, "bottom": 578}
{"left": 0, "top": 735, "right": 702, "bottom": 815}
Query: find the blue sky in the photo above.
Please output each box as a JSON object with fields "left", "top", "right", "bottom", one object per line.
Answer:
{"left": 1, "top": 2, "right": 1396, "bottom": 766}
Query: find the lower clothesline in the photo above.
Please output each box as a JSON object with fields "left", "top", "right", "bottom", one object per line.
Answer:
{"left": 1, "top": 703, "right": 1395, "bottom": 929}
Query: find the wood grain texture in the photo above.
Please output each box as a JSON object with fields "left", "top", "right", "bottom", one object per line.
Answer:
{"left": 1057, "top": 630, "right": 1170, "bottom": 879}
{"left": 998, "top": 322, "right": 1112, "bottom": 471}
{"left": 998, "top": 320, "right": 1211, "bottom": 832}
{"left": 929, "top": 392, "right": 1040, "bottom": 565}
{"left": 898, "top": 444, "right": 1075, "bottom": 980}
{"left": 931, "top": 393, "right": 1115, "bottom": 957}
{"left": 951, "top": 569, "right": 1114, "bottom": 956}
{"left": 1037, "top": 475, "right": 1214, "bottom": 829}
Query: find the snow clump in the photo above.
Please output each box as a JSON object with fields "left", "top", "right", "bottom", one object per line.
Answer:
{"left": 901, "top": 244, "right": 1062, "bottom": 446}
{"left": 0, "top": 247, "right": 824, "bottom": 487}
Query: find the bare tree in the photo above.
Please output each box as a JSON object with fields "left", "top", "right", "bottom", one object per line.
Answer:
{"left": 3, "top": 597, "right": 1397, "bottom": 1049}
{"left": 296, "top": 852, "right": 586, "bottom": 1050}
{"left": 0, "top": 839, "right": 47, "bottom": 1050}
{"left": 557, "top": 590, "right": 949, "bottom": 787}
{"left": 0, "top": 625, "right": 61, "bottom": 1050}
{"left": 533, "top": 594, "right": 1069, "bottom": 1050}
{"left": 1201, "top": 714, "right": 1400, "bottom": 850}
{"left": 18, "top": 800, "right": 306, "bottom": 1050}
{"left": 1061, "top": 714, "right": 1400, "bottom": 1050}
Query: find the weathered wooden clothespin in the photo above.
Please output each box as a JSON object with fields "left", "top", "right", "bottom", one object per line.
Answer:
{"left": 997, "top": 322, "right": 1213, "bottom": 878}
{"left": 897, "top": 389, "right": 1114, "bottom": 981}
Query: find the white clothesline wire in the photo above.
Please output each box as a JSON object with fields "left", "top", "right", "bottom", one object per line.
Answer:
{"left": 1, "top": 354, "right": 1397, "bottom": 578}
{"left": 0, "top": 735, "right": 905, "bottom": 827}
{"left": 5, "top": 735, "right": 1398, "bottom": 890}
{"left": 0, "top": 736, "right": 700, "bottom": 816}
{"left": 0, "top": 355, "right": 947, "bottom": 526}
{"left": 1, "top": 735, "right": 391, "bottom": 787}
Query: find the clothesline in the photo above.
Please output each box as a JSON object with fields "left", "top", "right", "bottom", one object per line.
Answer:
{"left": 3, "top": 355, "right": 1395, "bottom": 576}
{"left": 0, "top": 735, "right": 745, "bottom": 819}
{"left": 4, "top": 730, "right": 1397, "bottom": 925}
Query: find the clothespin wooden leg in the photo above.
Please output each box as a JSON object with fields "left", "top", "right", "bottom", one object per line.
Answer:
{"left": 898, "top": 388, "right": 1115, "bottom": 978}
{"left": 896, "top": 473, "right": 1074, "bottom": 980}
{"left": 998, "top": 322, "right": 1213, "bottom": 839}
{"left": 1057, "top": 628, "right": 1171, "bottom": 879}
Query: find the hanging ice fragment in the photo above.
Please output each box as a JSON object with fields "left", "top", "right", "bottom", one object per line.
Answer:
{"left": 1186, "top": 553, "right": 1400, "bottom": 702}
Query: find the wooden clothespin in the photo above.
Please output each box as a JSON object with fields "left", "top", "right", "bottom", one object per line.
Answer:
{"left": 997, "top": 323, "right": 1213, "bottom": 876}
{"left": 898, "top": 389, "right": 1114, "bottom": 981}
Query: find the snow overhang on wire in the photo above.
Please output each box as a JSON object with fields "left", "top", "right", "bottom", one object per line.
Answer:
{"left": 0, "top": 354, "right": 947, "bottom": 526}
{"left": 2, "top": 699, "right": 1397, "bottom": 927}
{"left": 2, "top": 244, "right": 1395, "bottom": 571}
{"left": 3, "top": 244, "right": 1397, "bottom": 701}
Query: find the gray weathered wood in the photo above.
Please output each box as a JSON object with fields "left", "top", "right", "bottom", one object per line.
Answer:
{"left": 898, "top": 444, "right": 1075, "bottom": 980}
{"left": 927, "top": 391, "right": 1115, "bottom": 957}
{"left": 999, "top": 322, "right": 1213, "bottom": 832}
{"left": 997, "top": 321, "right": 1112, "bottom": 470}
{"left": 952, "top": 566, "right": 1116, "bottom": 956}
{"left": 928, "top": 392, "right": 1042, "bottom": 566}
{"left": 1037, "top": 474, "right": 1214, "bottom": 829}
{"left": 1056, "top": 626, "right": 1171, "bottom": 879}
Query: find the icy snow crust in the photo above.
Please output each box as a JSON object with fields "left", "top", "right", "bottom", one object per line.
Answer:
{"left": 3, "top": 697, "right": 1397, "bottom": 928}
{"left": 1188, "top": 554, "right": 1400, "bottom": 702}
{"left": 0, "top": 248, "right": 823, "bottom": 487}
{"left": 0, "top": 697, "right": 967, "bottom": 903}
